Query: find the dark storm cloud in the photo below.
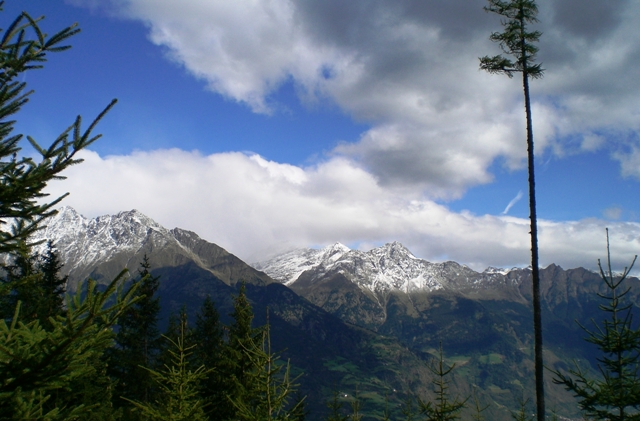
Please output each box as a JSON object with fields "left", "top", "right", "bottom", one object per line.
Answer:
{"left": 549, "top": 0, "right": 624, "bottom": 40}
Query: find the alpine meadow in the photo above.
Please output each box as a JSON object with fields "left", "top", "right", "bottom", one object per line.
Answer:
{"left": 2, "top": 1, "right": 640, "bottom": 421}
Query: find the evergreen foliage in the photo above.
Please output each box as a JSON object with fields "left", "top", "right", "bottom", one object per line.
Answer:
{"left": 217, "top": 282, "right": 265, "bottom": 420}
{"left": 469, "top": 389, "right": 488, "bottom": 421}
{"left": 479, "top": 1, "right": 545, "bottom": 419}
{"left": 124, "top": 321, "right": 209, "bottom": 421}
{"left": 193, "top": 295, "right": 225, "bottom": 419}
{"left": 36, "top": 241, "right": 68, "bottom": 326}
{"left": 510, "top": 397, "right": 533, "bottom": 421}
{"left": 107, "top": 254, "right": 162, "bottom": 418}
{"left": 0, "top": 2, "right": 116, "bottom": 255}
{"left": 227, "top": 314, "right": 303, "bottom": 421}
{"left": 553, "top": 230, "right": 640, "bottom": 420}
{"left": 1, "top": 240, "right": 43, "bottom": 322}
{"left": 0, "top": 241, "right": 67, "bottom": 327}
{"left": 348, "top": 387, "right": 362, "bottom": 421}
{"left": 401, "top": 396, "right": 417, "bottom": 421}
{"left": 418, "top": 345, "right": 468, "bottom": 421}
{"left": 325, "top": 389, "right": 348, "bottom": 421}
{"left": 0, "top": 272, "right": 139, "bottom": 419}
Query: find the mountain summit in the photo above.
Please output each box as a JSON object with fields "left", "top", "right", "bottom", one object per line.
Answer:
{"left": 254, "top": 241, "right": 521, "bottom": 296}
{"left": 32, "top": 207, "right": 272, "bottom": 289}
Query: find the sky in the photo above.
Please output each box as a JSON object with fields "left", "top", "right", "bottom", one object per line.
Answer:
{"left": 4, "top": 0, "right": 640, "bottom": 272}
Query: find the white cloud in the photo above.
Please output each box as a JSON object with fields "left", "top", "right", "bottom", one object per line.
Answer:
{"left": 72, "top": 0, "right": 640, "bottom": 196}
{"left": 45, "top": 149, "right": 640, "bottom": 272}
{"left": 614, "top": 145, "right": 640, "bottom": 180}
{"left": 603, "top": 206, "right": 622, "bottom": 220}
{"left": 502, "top": 191, "right": 523, "bottom": 215}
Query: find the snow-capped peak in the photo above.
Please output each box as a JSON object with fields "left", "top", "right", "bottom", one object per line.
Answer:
{"left": 29, "top": 207, "right": 185, "bottom": 284}
{"left": 255, "top": 242, "right": 456, "bottom": 294}
{"left": 253, "top": 242, "right": 350, "bottom": 286}
{"left": 320, "top": 242, "right": 350, "bottom": 262}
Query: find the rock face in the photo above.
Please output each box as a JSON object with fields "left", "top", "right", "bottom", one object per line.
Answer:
{"left": 254, "top": 242, "right": 534, "bottom": 328}
{"left": 255, "top": 241, "right": 530, "bottom": 295}
{"left": 31, "top": 207, "right": 273, "bottom": 290}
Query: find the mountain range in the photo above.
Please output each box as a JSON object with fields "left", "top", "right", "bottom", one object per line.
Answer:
{"left": 27, "top": 206, "right": 640, "bottom": 421}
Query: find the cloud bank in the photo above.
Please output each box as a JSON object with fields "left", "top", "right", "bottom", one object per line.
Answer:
{"left": 46, "top": 149, "right": 640, "bottom": 272}
{"left": 61, "top": 1, "right": 640, "bottom": 272}
{"left": 79, "top": 0, "right": 640, "bottom": 196}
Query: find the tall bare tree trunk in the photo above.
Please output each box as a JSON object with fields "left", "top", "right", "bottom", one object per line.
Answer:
{"left": 523, "top": 65, "right": 545, "bottom": 421}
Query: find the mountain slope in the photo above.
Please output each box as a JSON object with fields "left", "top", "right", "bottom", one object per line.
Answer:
{"left": 32, "top": 207, "right": 273, "bottom": 290}
{"left": 255, "top": 241, "right": 527, "bottom": 299}
{"left": 255, "top": 242, "right": 640, "bottom": 420}
{"left": 26, "top": 208, "right": 470, "bottom": 419}
{"left": 29, "top": 208, "right": 631, "bottom": 420}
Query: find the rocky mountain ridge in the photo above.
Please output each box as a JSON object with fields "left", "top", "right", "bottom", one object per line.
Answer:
{"left": 254, "top": 241, "right": 528, "bottom": 299}
{"left": 31, "top": 206, "right": 273, "bottom": 289}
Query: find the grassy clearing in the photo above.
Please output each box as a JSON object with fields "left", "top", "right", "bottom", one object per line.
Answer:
{"left": 478, "top": 353, "right": 504, "bottom": 364}
{"left": 324, "top": 357, "right": 361, "bottom": 373}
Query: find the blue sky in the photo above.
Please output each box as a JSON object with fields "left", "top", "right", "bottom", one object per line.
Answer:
{"left": 5, "top": 0, "right": 640, "bottom": 271}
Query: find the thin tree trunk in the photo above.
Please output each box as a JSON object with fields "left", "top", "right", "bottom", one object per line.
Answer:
{"left": 523, "top": 66, "right": 545, "bottom": 421}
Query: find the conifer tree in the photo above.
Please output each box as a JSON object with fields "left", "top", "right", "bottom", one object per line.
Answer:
{"left": 401, "top": 396, "right": 417, "bottom": 421}
{"left": 108, "top": 255, "right": 162, "bottom": 419}
{"left": 0, "top": 273, "right": 140, "bottom": 419}
{"left": 36, "top": 241, "right": 67, "bottom": 327}
{"left": 193, "top": 295, "right": 226, "bottom": 419}
{"left": 124, "top": 320, "right": 209, "bottom": 421}
{"left": 227, "top": 314, "right": 304, "bottom": 421}
{"left": 219, "top": 282, "right": 265, "bottom": 420}
{"left": 326, "top": 389, "right": 349, "bottom": 421}
{"left": 418, "top": 345, "right": 467, "bottom": 421}
{"left": 0, "top": 3, "right": 117, "bottom": 255}
{"left": 0, "top": 240, "right": 42, "bottom": 321}
{"left": 162, "top": 306, "right": 192, "bottom": 357}
{"left": 479, "top": 1, "right": 545, "bottom": 418}
{"left": 0, "top": 3, "right": 123, "bottom": 418}
{"left": 349, "top": 386, "right": 362, "bottom": 421}
{"left": 1, "top": 241, "right": 68, "bottom": 324}
{"left": 552, "top": 230, "right": 640, "bottom": 420}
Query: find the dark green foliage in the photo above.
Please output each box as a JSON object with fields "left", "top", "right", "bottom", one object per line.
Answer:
{"left": 479, "top": 0, "right": 544, "bottom": 79}
{"left": 107, "top": 255, "right": 162, "bottom": 417}
{"left": 161, "top": 306, "right": 193, "bottom": 368}
{"left": 470, "top": 389, "right": 489, "bottom": 421}
{"left": 480, "top": 1, "right": 545, "bottom": 419}
{"left": 401, "top": 396, "right": 417, "bottom": 421}
{"left": 290, "top": 393, "right": 308, "bottom": 421}
{"left": 193, "top": 295, "right": 226, "bottom": 419}
{"left": 553, "top": 231, "right": 640, "bottom": 420}
{"left": 124, "top": 321, "right": 209, "bottom": 421}
{"left": 219, "top": 282, "right": 266, "bottom": 420}
{"left": 418, "top": 345, "right": 467, "bottom": 421}
{"left": 511, "top": 397, "right": 533, "bottom": 421}
{"left": 0, "top": 272, "right": 140, "bottom": 419}
{"left": 36, "top": 241, "right": 67, "bottom": 326}
{"left": 348, "top": 387, "right": 362, "bottom": 421}
{"left": 227, "top": 317, "right": 304, "bottom": 421}
{"left": 325, "top": 389, "right": 348, "bottom": 421}
{"left": 0, "top": 2, "right": 116, "bottom": 255}
{"left": 1, "top": 240, "right": 67, "bottom": 326}
{"left": 0, "top": 3, "right": 127, "bottom": 419}
{"left": 1, "top": 240, "right": 42, "bottom": 322}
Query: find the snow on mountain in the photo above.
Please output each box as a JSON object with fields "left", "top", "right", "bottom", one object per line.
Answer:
{"left": 27, "top": 207, "right": 520, "bottom": 296}
{"left": 253, "top": 242, "right": 350, "bottom": 285}
{"left": 254, "top": 241, "right": 515, "bottom": 295}
{"left": 31, "top": 207, "right": 179, "bottom": 271}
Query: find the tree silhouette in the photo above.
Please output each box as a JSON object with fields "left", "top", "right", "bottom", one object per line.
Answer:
{"left": 479, "top": 1, "right": 545, "bottom": 419}
{"left": 553, "top": 230, "right": 640, "bottom": 421}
